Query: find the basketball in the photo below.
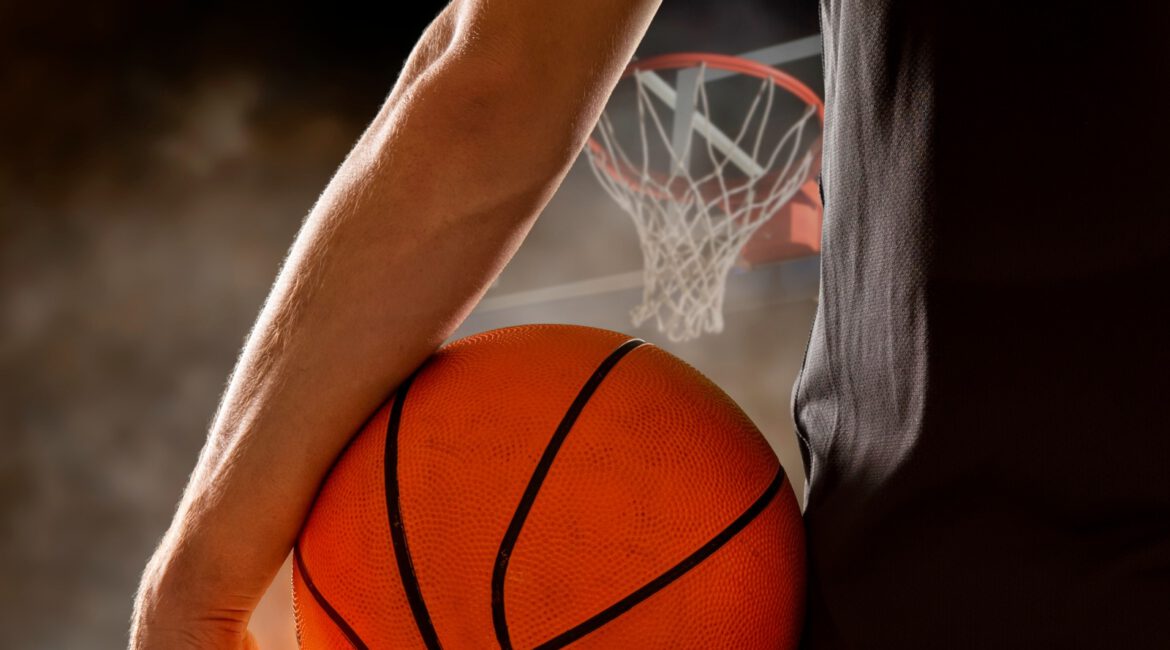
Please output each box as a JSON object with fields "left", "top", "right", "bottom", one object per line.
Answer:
{"left": 292, "top": 324, "right": 805, "bottom": 649}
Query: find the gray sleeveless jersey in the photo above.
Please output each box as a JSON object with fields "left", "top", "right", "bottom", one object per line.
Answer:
{"left": 795, "top": 2, "right": 1170, "bottom": 646}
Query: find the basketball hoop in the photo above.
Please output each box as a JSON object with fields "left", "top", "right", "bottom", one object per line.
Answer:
{"left": 585, "top": 52, "right": 824, "bottom": 342}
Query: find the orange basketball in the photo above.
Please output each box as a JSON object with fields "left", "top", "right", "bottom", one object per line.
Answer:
{"left": 292, "top": 324, "right": 804, "bottom": 649}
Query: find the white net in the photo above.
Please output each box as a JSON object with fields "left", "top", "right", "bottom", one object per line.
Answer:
{"left": 586, "top": 62, "right": 820, "bottom": 342}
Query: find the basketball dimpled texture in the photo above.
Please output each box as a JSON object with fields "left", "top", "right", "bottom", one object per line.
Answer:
{"left": 293, "top": 324, "right": 804, "bottom": 649}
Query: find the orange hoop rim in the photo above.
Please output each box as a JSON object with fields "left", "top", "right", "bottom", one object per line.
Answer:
{"left": 586, "top": 51, "right": 825, "bottom": 199}
{"left": 616, "top": 52, "right": 824, "bottom": 118}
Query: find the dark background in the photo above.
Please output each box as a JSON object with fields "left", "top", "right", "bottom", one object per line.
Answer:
{"left": 0, "top": 1, "right": 820, "bottom": 646}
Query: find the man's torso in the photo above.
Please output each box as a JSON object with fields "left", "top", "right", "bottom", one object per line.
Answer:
{"left": 797, "top": 2, "right": 1170, "bottom": 646}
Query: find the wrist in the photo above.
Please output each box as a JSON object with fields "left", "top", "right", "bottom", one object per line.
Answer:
{"left": 132, "top": 533, "right": 255, "bottom": 644}
{"left": 131, "top": 570, "right": 252, "bottom": 650}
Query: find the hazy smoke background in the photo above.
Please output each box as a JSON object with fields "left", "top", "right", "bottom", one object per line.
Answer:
{"left": 0, "top": 2, "right": 820, "bottom": 647}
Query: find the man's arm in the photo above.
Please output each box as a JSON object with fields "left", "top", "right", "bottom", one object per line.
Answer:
{"left": 130, "top": 0, "right": 661, "bottom": 646}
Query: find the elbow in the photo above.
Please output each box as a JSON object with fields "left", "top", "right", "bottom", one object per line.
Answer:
{"left": 383, "top": 54, "right": 586, "bottom": 196}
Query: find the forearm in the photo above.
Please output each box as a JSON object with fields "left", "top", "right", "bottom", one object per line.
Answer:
{"left": 132, "top": 1, "right": 659, "bottom": 645}
{"left": 137, "top": 76, "right": 553, "bottom": 627}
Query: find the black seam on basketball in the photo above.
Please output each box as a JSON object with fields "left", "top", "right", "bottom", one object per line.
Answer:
{"left": 491, "top": 338, "right": 646, "bottom": 650}
{"left": 533, "top": 467, "right": 788, "bottom": 650}
{"left": 385, "top": 373, "right": 444, "bottom": 650}
{"left": 293, "top": 543, "right": 370, "bottom": 650}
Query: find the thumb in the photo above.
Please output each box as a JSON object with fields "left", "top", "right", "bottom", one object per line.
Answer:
{"left": 242, "top": 630, "right": 261, "bottom": 650}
